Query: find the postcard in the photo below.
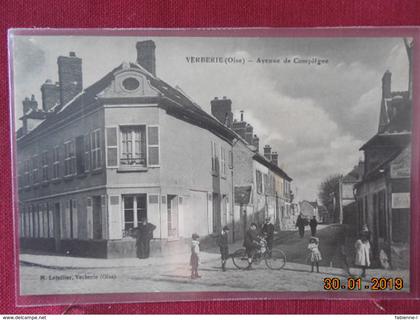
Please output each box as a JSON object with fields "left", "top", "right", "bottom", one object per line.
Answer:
{"left": 9, "top": 29, "right": 416, "bottom": 303}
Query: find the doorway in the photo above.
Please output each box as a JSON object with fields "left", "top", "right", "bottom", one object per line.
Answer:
{"left": 92, "top": 196, "right": 102, "bottom": 239}
{"left": 167, "top": 195, "right": 179, "bottom": 239}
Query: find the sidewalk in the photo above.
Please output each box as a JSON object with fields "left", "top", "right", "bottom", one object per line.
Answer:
{"left": 19, "top": 249, "right": 222, "bottom": 270}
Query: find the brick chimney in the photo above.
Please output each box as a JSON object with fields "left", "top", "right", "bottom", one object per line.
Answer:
{"left": 271, "top": 152, "right": 278, "bottom": 166}
{"left": 21, "top": 95, "right": 45, "bottom": 135}
{"left": 57, "top": 52, "right": 83, "bottom": 106}
{"left": 211, "top": 96, "right": 233, "bottom": 127}
{"left": 232, "top": 119, "right": 246, "bottom": 140}
{"left": 41, "top": 79, "right": 60, "bottom": 112}
{"left": 264, "top": 145, "right": 272, "bottom": 161}
{"left": 136, "top": 40, "right": 156, "bottom": 76}
{"left": 252, "top": 134, "right": 260, "bottom": 152}
{"left": 22, "top": 94, "right": 38, "bottom": 115}
{"left": 245, "top": 124, "right": 253, "bottom": 144}
{"left": 382, "top": 70, "right": 392, "bottom": 99}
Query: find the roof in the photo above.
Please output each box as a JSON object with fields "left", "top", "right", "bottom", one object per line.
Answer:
{"left": 359, "top": 132, "right": 411, "bottom": 151}
{"left": 355, "top": 149, "right": 401, "bottom": 185}
{"left": 19, "top": 109, "right": 47, "bottom": 120}
{"left": 17, "top": 62, "right": 237, "bottom": 145}
{"left": 378, "top": 90, "right": 411, "bottom": 134}
{"left": 342, "top": 162, "right": 364, "bottom": 183}
{"left": 17, "top": 59, "right": 293, "bottom": 182}
{"left": 252, "top": 152, "right": 292, "bottom": 181}
{"left": 308, "top": 201, "right": 318, "bottom": 208}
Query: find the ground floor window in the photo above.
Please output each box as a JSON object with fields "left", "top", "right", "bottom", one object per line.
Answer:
{"left": 123, "top": 194, "right": 147, "bottom": 236}
{"left": 21, "top": 203, "right": 55, "bottom": 239}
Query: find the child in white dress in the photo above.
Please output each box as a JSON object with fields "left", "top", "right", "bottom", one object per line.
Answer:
{"left": 308, "top": 236, "right": 322, "bottom": 273}
{"left": 355, "top": 234, "right": 371, "bottom": 278}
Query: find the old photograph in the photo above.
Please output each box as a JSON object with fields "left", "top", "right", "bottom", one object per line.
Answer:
{"left": 10, "top": 32, "right": 413, "bottom": 297}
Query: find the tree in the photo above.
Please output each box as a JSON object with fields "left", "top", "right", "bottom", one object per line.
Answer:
{"left": 318, "top": 174, "right": 343, "bottom": 223}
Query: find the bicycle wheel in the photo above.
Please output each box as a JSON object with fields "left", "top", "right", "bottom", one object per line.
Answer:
{"left": 231, "top": 249, "right": 250, "bottom": 269}
{"left": 265, "top": 249, "right": 286, "bottom": 270}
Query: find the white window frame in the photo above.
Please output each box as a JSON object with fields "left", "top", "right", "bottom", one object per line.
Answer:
{"left": 122, "top": 194, "right": 147, "bottom": 237}
{"left": 119, "top": 125, "right": 147, "bottom": 167}
{"left": 91, "top": 129, "right": 102, "bottom": 171}
{"left": 64, "top": 140, "right": 76, "bottom": 177}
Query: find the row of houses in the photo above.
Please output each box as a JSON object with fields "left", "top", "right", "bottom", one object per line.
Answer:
{"left": 340, "top": 39, "right": 413, "bottom": 269}
{"left": 16, "top": 40, "right": 294, "bottom": 258}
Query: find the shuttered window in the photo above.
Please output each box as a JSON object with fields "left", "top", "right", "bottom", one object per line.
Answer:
{"left": 91, "top": 129, "right": 102, "bottom": 170}
{"left": 106, "top": 127, "right": 119, "bottom": 167}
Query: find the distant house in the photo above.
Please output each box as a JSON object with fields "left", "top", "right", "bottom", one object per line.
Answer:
{"left": 209, "top": 98, "right": 293, "bottom": 239}
{"left": 354, "top": 40, "right": 412, "bottom": 268}
{"left": 299, "top": 200, "right": 320, "bottom": 222}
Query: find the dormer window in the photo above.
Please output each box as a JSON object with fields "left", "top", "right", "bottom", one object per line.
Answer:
{"left": 122, "top": 77, "right": 140, "bottom": 91}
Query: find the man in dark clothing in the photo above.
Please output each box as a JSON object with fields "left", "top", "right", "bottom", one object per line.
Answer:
{"left": 296, "top": 214, "right": 306, "bottom": 238}
{"left": 217, "top": 226, "right": 230, "bottom": 271}
{"left": 136, "top": 219, "right": 156, "bottom": 259}
{"left": 243, "top": 223, "right": 260, "bottom": 270}
{"left": 262, "top": 217, "right": 275, "bottom": 252}
{"left": 309, "top": 216, "right": 318, "bottom": 236}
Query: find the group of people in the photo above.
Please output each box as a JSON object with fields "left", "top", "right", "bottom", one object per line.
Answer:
{"left": 296, "top": 214, "right": 319, "bottom": 238}
{"left": 190, "top": 217, "right": 275, "bottom": 278}
{"left": 295, "top": 213, "right": 372, "bottom": 277}
{"left": 136, "top": 215, "right": 371, "bottom": 280}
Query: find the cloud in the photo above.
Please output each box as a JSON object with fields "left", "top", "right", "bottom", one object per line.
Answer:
{"left": 10, "top": 36, "right": 409, "bottom": 202}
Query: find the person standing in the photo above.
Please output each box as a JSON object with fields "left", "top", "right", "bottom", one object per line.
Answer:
{"left": 262, "top": 217, "right": 275, "bottom": 252}
{"left": 307, "top": 236, "right": 322, "bottom": 273}
{"left": 136, "top": 219, "right": 156, "bottom": 259}
{"left": 217, "top": 226, "right": 230, "bottom": 271}
{"left": 309, "top": 215, "right": 318, "bottom": 236}
{"left": 355, "top": 227, "right": 371, "bottom": 278}
{"left": 243, "top": 223, "right": 260, "bottom": 270}
{"left": 296, "top": 213, "right": 306, "bottom": 238}
{"left": 190, "top": 233, "right": 201, "bottom": 279}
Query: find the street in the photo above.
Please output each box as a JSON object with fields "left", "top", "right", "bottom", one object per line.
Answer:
{"left": 19, "top": 225, "right": 409, "bottom": 295}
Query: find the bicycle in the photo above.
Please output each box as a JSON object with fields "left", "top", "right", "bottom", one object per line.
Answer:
{"left": 231, "top": 237, "right": 287, "bottom": 270}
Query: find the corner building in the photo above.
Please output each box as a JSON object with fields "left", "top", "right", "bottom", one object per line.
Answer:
{"left": 17, "top": 41, "right": 237, "bottom": 258}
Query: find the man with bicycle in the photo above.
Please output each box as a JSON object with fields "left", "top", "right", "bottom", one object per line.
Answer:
{"left": 243, "top": 222, "right": 260, "bottom": 270}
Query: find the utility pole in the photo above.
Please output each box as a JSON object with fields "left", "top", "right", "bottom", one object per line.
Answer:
{"left": 338, "top": 176, "right": 343, "bottom": 224}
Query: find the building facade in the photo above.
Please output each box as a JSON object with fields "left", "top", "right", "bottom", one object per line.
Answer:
{"left": 354, "top": 41, "right": 412, "bottom": 269}
{"left": 17, "top": 40, "right": 294, "bottom": 258}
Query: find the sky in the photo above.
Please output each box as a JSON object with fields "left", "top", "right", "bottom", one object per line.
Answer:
{"left": 10, "top": 35, "right": 410, "bottom": 201}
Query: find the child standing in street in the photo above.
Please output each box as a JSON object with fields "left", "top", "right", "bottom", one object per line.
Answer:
{"left": 354, "top": 228, "right": 371, "bottom": 278}
{"left": 308, "top": 236, "right": 322, "bottom": 273}
{"left": 217, "top": 226, "right": 230, "bottom": 272}
{"left": 190, "top": 233, "right": 201, "bottom": 279}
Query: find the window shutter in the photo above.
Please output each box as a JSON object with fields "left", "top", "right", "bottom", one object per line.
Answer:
{"left": 147, "top": 126, "right": 160, "bottom": 166}
{"left": 48, "top": 204, "right": 54, "bottom": 239}
{"left": 106, "top": 127, "right": 119, "bottom": 167}
{"left": 84, "top": 134, "right": 90, "bottom": 172}
{"left": 72, "top": 199, "right": 78, "bottom": 239}
{"left": 86, "top": 197, "right": 93, "bottom": 239}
